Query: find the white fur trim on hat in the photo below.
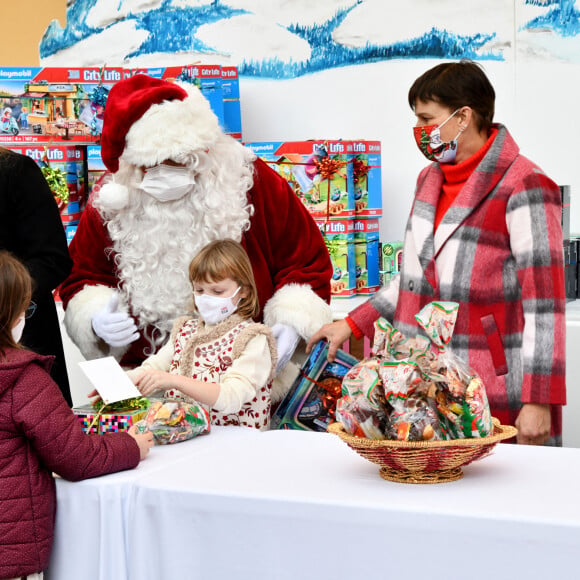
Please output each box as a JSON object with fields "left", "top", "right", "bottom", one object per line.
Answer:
{"left": 63, "top": 284, "right": 130, "bottom": 362}
{"left": 121, "top": 82, "right": 222, "bottom": 168}
{"left": 263, "top": 283, "right": 333, "bottom": 340}
{"left": 96, "top": 181, "right": 130, "bottom": 211}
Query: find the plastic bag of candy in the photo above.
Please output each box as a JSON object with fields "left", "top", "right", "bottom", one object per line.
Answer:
{"left": 414, "top": 302, "right": 493, "bottom": 438}
{"left": 136, "top": 399, "right": 210, "bottom": 444}
{"left": 334, "top": 301, "right": 493, "bottom": 441}
{"left": 379, "top": 360, "right": 445, "bottom": 441}
{"left": 336, "top": 395, "right": 388, "bottom": 439}
{"left": 337, "top": 359, "right": 391, "bottom": 437}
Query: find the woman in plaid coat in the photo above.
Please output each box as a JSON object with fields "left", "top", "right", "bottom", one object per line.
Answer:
{"left": 308, "top": 60, "right": 566, "bottom": 445}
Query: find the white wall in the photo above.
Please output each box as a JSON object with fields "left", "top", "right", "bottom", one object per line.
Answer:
{"left": 240, "top": 59, "right": 579, "bottom": 241}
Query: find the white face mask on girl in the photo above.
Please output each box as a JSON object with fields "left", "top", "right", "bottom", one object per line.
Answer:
{"left": 194, "top": 287, "right": 241, "bottom": 325}
{"left": 12, "top": 316, "right": 25, "bottom": 343}
{"left": 140, "top": 164, "right": 196, "bottom": 202}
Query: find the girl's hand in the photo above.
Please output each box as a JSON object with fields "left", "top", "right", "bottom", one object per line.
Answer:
{"left": 87, "top": 388, "right": 102, "bottom": 404}
{"left": 133, "top": 368, "right": 175, "bottom": 396}
{"left": 128, "top": 425, "right": 154, "bottom": 460}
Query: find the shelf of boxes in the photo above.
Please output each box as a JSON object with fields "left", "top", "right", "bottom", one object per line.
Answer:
{"left": 244, "top": 139, "right": 383, "bottom": 298}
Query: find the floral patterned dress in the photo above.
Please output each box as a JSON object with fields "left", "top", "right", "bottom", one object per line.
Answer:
{"left": 163, "top": 314, "right": 276, "bottom": 430}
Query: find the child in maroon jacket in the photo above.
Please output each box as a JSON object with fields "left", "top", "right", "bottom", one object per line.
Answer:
{"left": 0, "top": 251, "right": 154, "bottom": 580}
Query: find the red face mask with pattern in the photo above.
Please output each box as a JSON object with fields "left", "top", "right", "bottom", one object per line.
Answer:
{"left": 413, "top": 109, "right": 464, "bottom": 163}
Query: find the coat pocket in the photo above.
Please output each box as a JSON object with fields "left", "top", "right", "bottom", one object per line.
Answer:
{"left": 480, "top": 313, "right": 508, "bottom": 376}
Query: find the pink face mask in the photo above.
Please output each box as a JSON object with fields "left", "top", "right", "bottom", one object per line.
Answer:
{"left": 413, "top": 109, "right": 464, "bottom": 163}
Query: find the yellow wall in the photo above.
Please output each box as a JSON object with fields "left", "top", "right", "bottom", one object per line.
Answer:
{"left": 0, "top": 0, "right": 66, "bottom": 65}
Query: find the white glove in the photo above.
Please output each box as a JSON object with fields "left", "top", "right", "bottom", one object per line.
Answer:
{"left": 271, "top": 323, "right": 300, "bottom": 374}
{"left": 92, "top": 293, "right": 140, "bottom": 348}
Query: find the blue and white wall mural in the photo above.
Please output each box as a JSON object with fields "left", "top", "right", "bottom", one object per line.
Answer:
{"left": 36, "top": 0, "right": 580, "bottom": 242}
{"left": 39, "top": 0, "right": 580, "bottom": 75}
{"left": 517, "top": 0, "right": 580, "bottom": 61}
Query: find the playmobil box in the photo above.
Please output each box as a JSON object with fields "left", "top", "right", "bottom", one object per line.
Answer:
{"left": 380, "top": 241, "right": 404, "bottom": 286}
{"left": 316, "top": 220, "right": 356, "bottom": 297}
{"left": 65, "top": 224, "right": 78, "bottom": 245}
{"left": 128, "top": 64, "right": 226, "bottom": 132}
{"left": 0, "top": 66, "right": 125, "bottom": 144}
{"left": 221, "top": 66, "right": 242, "bottom": 140}
{"left": 8, "top": 143, "right": 87, "bottom": 224}
{"left": 73, "top": 403, "right": 148, "bottom": 435}
{"left": 87, "top": 145, "right": 106, "bottom": 198}
{"left": 346, "top": 140, "right": 382, "bottom": 218}
{"left": 354, "top": 219, "right": 380, "bottom": 294}
{"left": 271, "top": 340, "right": 359, "bottom": 432}
{"left": 244, "top": 140, "right": 355, "bottom": 220}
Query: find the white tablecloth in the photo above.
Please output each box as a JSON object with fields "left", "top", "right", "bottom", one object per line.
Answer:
{"left": 49, "top": 427, "right": 580, "bottom": 580}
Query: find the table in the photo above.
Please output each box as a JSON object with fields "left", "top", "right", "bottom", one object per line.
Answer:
{"left": 49, "top": 427, "right": 580, "bottom": 580}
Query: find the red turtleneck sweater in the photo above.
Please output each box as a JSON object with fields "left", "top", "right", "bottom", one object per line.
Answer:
{"left": 434, "top": 128, "right": 498, "bottom": 231}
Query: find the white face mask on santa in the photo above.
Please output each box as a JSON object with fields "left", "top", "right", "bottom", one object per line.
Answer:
{"left": 140, "top": 164, "right": 196, "bottom": 202}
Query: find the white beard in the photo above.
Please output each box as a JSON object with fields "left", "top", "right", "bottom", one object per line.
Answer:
{"left": 95, "top": 141, "right": 255, "bottom": 346}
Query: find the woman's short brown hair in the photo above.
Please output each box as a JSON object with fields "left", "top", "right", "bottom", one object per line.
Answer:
{"left": 408, "top": 59, "right": 495, "bottom": 132}
{"left": 0, "top": 251, "right": 32, "bottom": 355}
{"left": 189, "top": 239, "right": 259, "bottom": 319}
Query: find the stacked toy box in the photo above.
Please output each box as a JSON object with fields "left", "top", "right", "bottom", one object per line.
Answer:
{"left": 127, "top": 64, "right": 241, "bottom": 139}
{"left": 354, "top": 218, "right": 380, "bottom": 294}
{"left": 244, "top": 140, "right": 355, "bottom": 221}
{"left": 0, "top": 65, "right": 243, "bottom": 246}
{"left": 348, "top": 140, "right": 382, "bottom": 295}
{"left": 347, "top": 140, "right": 382, "bottom": 219}
{"left": 0, "top": 66, "right": 126, "bottom": 145}
{"left": 245, "top": 139, "right": 382, "bottom": 297}
{"left": 0, "top": 66, "right": 121, "bottom": 246}
{"left": 316, "top": 219, "right": 356, "bottom": 297}
{"left": 379, "top": 241, "right": 404, "bottom": 286}
{"left": 0, "top": 65, "right": 242, "bottom": 145}
{"left": 9, "top": 144, "right": 87, "bottom": 243}
{"left": 221, "top": 66, "right": 242, "bottom": 140}
{"left": 87, "top": 144, "right": 106, "bottom": 188}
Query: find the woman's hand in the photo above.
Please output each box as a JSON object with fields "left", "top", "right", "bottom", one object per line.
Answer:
{"left": 132, "top": 368, "right": 175, "bottom": 396}
{"left": 515, "top": 403, "right": 551, "bottom": 445}
{"left": 306, "top": 319, "right": 353, "bottom": 362}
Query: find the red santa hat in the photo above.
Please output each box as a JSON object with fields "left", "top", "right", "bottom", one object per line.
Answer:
{"left": 100, "top": 74, "right": 221, "bottom": 173}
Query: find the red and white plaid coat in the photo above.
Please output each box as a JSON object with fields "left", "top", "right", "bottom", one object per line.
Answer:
{"left": 349, "top": 125, "right": 566, "bottom": 442}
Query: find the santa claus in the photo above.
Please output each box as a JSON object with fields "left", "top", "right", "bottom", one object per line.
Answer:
{"left": 59, "top": 74, "right": 333, "bottom": 402}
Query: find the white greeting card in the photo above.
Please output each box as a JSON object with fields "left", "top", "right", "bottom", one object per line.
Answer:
{"left": 78, "top": 356, "right": 141, "bottom": 405}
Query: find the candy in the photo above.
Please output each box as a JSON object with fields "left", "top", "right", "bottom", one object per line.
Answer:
{"left": 334, "top": 301, "right": 493, "bottom": 441}
{"left": 136, "top": 399, "right": 210, "bottom": 445}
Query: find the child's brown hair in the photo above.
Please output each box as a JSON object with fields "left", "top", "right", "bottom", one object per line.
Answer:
{"left": 189, "top": 239, "right": 259, "bottom": 319}
{"left": 0, "top": 251, "right": 32, "bottom": 355}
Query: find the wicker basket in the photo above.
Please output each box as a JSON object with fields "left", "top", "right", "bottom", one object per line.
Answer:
{"left": 328, "top": 418, "right": 517, "bottom": 484}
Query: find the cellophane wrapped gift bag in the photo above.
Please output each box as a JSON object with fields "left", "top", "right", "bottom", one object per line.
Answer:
{"left": 136, "top": 399, "right": 210, "bottom": 444}
{"left": 336, "top": 301, "right": 493, "bottom": 441}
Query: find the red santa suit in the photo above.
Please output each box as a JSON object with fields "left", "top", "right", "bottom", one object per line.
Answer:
{"left": 59, "top": 74, "right": 333, "bottom": 402}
